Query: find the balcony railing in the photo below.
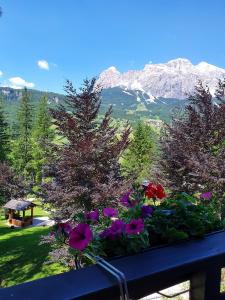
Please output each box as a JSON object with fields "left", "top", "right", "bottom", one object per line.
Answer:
{"left": 1, "top": 230, "right": 225, "bottom": 300}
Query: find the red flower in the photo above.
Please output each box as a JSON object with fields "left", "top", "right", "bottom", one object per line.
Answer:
{"left": 145, "top": 183, "right": 166, "bottom": 199}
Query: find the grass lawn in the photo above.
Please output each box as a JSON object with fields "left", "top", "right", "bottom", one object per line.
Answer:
{"left": 0, "top": 202, "right": 68, "bottom": 288}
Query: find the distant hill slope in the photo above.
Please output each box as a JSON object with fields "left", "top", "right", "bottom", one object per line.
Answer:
{"left": 0, "top": 86, "right": 187, "bottom": 122}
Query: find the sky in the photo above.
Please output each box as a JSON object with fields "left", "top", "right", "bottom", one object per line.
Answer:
{"left": 1, "top": 0, "right": 225, "bottom": 93}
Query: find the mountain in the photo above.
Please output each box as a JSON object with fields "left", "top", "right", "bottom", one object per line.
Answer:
{"left": 97, "top": 58, "right": 225, "bottom": 99}
{"left": 0, "top": 86, "right": 185, "bottom": 123}
{"left": 100, "top": 87, "right": 186, "bottom": 122}
{"left": 0, "top": 87, "right": 64, "bottom": 104}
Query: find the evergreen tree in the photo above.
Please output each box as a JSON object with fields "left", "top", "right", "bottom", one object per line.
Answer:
{"left": 0, "top": 98, "right": 10, "bottom": 162}
{"left": 31, "top": 95, "right": 55, "bottom": 183}
{"left": 11, "top": 88, "right": 33, "bottom": 179}
{"left": 44, "top": 79, "right": 131, "bottom": 219}
{"left": 121, "top": 121, "right": 156, "bottom": 182}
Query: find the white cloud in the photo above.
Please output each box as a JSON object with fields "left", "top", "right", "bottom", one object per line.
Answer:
{"left": 0, "top": 70, "right": 3, "bottom": 77}
{"left": 8, "top": 77, "right": 35, "bottom": 89}
{"left": 37, "top": 60, "right": 49, "bottom": 70}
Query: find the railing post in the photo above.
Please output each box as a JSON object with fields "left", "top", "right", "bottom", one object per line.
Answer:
{"left": 190, "top": 267, "right": 221, "bottom": 300}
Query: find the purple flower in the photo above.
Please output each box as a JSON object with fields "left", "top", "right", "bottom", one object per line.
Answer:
{"left": 85, "top": 209, "right": 99, "bottom": 222}
{"left": 141, "top": 205, "right": 153, "bottom": 218}
{"left": 200, "top": 191, "right": 212, "bottom": 200}
{"left": 100, "top": 220, "right": 125, "bottom": 240}
{"left": 58, "top": 222, "right": 72, "bottom": 234}
{"left": 103, "top": 207, "right": 118, "bottom": 218}
{"left": 69, "top": 223, "right": 92, "bottom": 251}
{"left": 120, "top": 191, "right": 136, "bottom": 207}
{"left": 125, "top": 219, "right": 144, "bottom": 235}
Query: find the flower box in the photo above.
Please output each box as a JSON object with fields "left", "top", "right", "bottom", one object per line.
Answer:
{"left": 48, "top": 183, "right": 223, "bottom": 268}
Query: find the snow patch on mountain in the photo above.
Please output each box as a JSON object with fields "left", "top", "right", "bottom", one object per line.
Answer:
{"left": 97, "top": 58, "right": 225, "bottom": 99}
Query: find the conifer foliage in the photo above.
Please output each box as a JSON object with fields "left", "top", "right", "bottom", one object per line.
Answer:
{"left": 161, "top": 80, "right": 225, "bottom": 207}
{"left": 0, "top": 98, "right": 10, "bottom": 162}
{"left": 31, "top": 95, "right": 55, "bottom": 183}
{"left": 10, "top": 88, "right": 33, "bottom": 179}
{"left": 44, "top": 79, "right": 131, "bottom": 219}
{"left": 121, "top": 121, "right": 156, "bottom": 182}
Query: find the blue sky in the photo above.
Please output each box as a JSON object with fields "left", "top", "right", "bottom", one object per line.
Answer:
{"left": 1, "top": 0, "right": 225, "bottom": 93}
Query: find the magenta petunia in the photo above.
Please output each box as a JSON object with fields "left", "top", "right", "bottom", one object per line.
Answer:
{"left": 125, "top": 219, "right": 144, "bottom": 235}
{"left": 69, "top": 223, "right": 92, "bottom": 251}
{"left": 103, "top": 207, "right": 118, "bottom": 218}
{"left": 100, "top": 220, "right": 125, "bottom": 240}
{"left": 200, "top": 191, "right": 212, "bottom": 200}
{"left": 58, "top": 222, "right": 72, "bottom": 234}
{"left": 85, "top": 209, "right": 99, "bottom": 222}
{"left": 120, "top": 191, "right": 136, "bottom": 207}
{"left": 141, "top": 205, "right": 153, "bottom": 218}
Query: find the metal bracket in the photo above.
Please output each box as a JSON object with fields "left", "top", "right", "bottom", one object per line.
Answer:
{"left": 86, "top": 253, "right": 130, "bottom": 300}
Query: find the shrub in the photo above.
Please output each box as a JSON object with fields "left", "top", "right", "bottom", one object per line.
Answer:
{"left": 160, "top": 80, "right": 225, "bottom": 216}
{"left": 43, "top": 79, "right": 131, "bottom": 219}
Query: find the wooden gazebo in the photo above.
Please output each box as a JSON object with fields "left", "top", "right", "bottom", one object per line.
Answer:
{"left": 3, "top": 199, "right": 36, "bottom": 227}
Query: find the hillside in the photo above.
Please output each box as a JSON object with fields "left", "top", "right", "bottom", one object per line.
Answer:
{"left": 0, "top": 86, "right": 186, "bottom": 123}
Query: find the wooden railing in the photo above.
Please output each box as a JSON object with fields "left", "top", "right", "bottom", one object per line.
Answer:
{"left": 1, "top": 230, "right": 225, "bottom": 300}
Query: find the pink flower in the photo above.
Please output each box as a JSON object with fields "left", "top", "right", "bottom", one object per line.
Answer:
{"left": 103, "top": 207, "right": 118, "bottom": 218}
{"left": 85, "top": 209, "right": 99, "bottom": 222}
{"left": 100, "top": 220, "right": 125, "bottom": 240}
{"left": 125, "top": 219, "right": 144, "bottom": 235}
{"left": 200, "top": 191, "right": 212, "bottom": 200}
{"left": 69, "top": 223, "right": 92, "bottom": 251}
{"left": 58, "top": 222, "right": 72, "bottom": 234}
{"left": 141, "top": 205, "right": 153, "bottom": 218}
{"left": 120, "top": 191, "right": 136, "bottom": 207}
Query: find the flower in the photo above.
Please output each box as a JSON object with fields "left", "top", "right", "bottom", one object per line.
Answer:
{"left": 141, "top": 205, "right": 153, "bottom": 218}
{"left": 85, "top": 209, "right": 99, "bottom": 222}
{"left": 120, "top": 191, "right": 136, "bottom": 207}
{"left": 125, "top": 219, "right": 144, "bottom": 235}
{"left": 145, "top": 183, "right": 166, "bottom": 199}
{"left": 103, "top": 207, "right": 118, "bottom": 218}
{"left": 200, "top": 191, "right": 212, "bottom": 200}
{"left": 69, "top": 223, "right": 92, "bottom": 251}
{"left": 58, "top": 222, "right": 72, "bottom": 234}
{"left": 100, "top": 220, "right": 125, "bottom": 240}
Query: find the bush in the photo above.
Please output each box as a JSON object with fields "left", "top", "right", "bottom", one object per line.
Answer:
{"left": 160, "top": 80, "right": 225, "bottom": 217}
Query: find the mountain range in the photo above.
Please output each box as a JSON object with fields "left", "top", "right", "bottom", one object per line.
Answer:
{"left": 1, "top": 58, "right": 224, "bottom": 122}
{"left": 97, "top": 58, "right": 225, "bottom": 99}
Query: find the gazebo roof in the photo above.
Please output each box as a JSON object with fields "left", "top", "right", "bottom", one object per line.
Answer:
{"left": 3, "top": 199, "right": 36, "bottom": 211}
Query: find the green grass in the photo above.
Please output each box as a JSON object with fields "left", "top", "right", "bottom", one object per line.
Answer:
{"left": 0, "top": 205, "right": 68, "bottom": 288}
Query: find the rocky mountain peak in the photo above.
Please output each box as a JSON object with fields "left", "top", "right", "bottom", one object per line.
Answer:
{"left": 97, "top": 58, "right": 225, "bottom": 99}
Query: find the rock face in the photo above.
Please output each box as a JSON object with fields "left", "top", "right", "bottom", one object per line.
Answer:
{"left": 97, "top": 58, "right": 225, "bottom": 99}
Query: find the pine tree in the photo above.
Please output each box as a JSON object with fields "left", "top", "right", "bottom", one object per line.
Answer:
{"left": 11, "top": 88, "right": 33, "bottom": 179}
{"left": 44, "top": 79, "right": 131, "bottom": 219}
{"left": 121, "top": 121, "right": 156, "bottom": 182}
{"left": 31, "top": 95, "right": 54, "bottom": 183}
{"left": 0, "top": 98, "right": 10, "bottom": 162}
